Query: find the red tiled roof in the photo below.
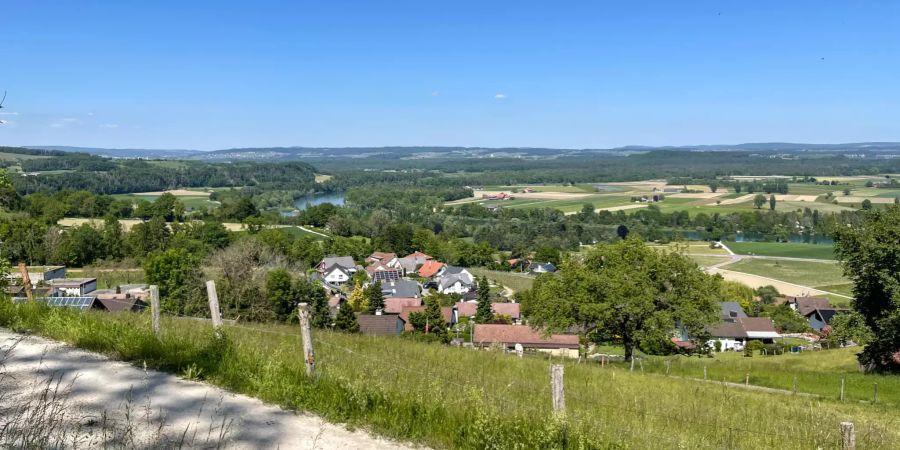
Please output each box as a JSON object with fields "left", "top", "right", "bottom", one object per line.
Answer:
{"left": 398, "top": 305, "right": 453, "bottom": 331}
{"left": 454, "top": 301, "right": 520, "bottom": 319}
{"left": 405, "top": 251, "right": 432, "bottom": 260}
{"left": 367, "top": 252, "right": 397, "bottom": 263}
{"left": 418, "top": 260, "right": 446, "bottom": 278}
{"left": 473, "top": 324, "right": 579, "bottom": 349}
{"left": 384, "top": 297, "right": 422, "bottom": 314}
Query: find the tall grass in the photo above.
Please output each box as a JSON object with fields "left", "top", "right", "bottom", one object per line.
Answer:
{"left": 1, "top": 299, "right": 898, "bottom": 449}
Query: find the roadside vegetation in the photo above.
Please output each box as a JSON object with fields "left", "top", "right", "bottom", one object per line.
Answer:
{"left": 1, "top": 301, "right": 898, "bottom": 449}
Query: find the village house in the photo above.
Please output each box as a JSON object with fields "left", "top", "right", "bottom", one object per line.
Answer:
{"left": 366, "top": 252, "right": 398, "bottom": 266}
{"left": 782, "top": 296, "right": 848, "bottom": 331}
{"left": 418, "top": 260, "right": 446, "bottom": 278}
{"left": 528, "top": 262, "right": 558, "bottom": 274}
{"left": 366, "top": 262, "right": 403, "bottom": 282}
{"left": 704, "top": 302, "right": 780, "bottom": 351}
{"left": 317, "top": 256, "right": 359, "bottom": 274}
{"left": 49, "top": 278, "right": 98, "bottom": 296}
{"left": 454, "top": 301, "right": 521, "bottom": 324}
{"left": 322, "top": 264, "right": 352, "bottom": 285}
{"left": 6, "top": 265, "right": 66, "bottom": 287}
{"left": 357, "top": 314, "right": 406, "bottom": 337}
{"left": 473, "top": 324, "right": 580, "bottom": 358}
{"left": 398, "top": 305, "right": 455, "bottom": 331}
{"left": 437, "top": 273, "right": 476, "bottom": 295}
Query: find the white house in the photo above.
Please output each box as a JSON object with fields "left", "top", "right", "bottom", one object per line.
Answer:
{"left": 322, "top": 265, "right": 352, "bottom": 285}
{"left": 438, "top": 274, "right": 475, "bottom": 295}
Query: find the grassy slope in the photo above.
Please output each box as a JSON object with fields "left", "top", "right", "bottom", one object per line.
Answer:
{"left": 725, "top": 241, "right": 836, "bottom": 260}
{"left": 468, "top": 268, "right": 536, "bottom": 292}
{"left": 724, "top": 259, "right": 848, "bottom": 288}
{"left": 1, "top": 302, "right": 898, "bottom": 449}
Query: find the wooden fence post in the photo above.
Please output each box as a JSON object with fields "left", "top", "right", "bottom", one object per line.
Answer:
{"left": 18, "top": 264, "right": 34, "bottom": 302}
{"left": 550, "top": 364, "right": 565, "bottom": 414}
{"left": 873, "top": 383, "right": 878, "bottom": 404}
{"left": 745, "top": 373, "right": 749, "bottom": 386}
{"left": 840, "top": 378, "right": 845, "bottom": 402}
{"left": 149, "top": 285, "right": 160, "bottom": 340}
{"left": 704, "top": 366, "right": 708, "bottom": 381}
{"left": 841, "top": 422, "right": 855, "bottom": 450}
{"left": 665, "top": 360, "right": 670, "bottom": 376}
{"left": 298, "top": 303, "right": 316, "bottom": 379}
{"left": 792, "top": 376, "right": 798, "bottom": 394}
{"left": 630, "top": 357, "right": 635, "bottom": 372}
{"left": 205, "top": 280, "right": 223, "bottom": 332}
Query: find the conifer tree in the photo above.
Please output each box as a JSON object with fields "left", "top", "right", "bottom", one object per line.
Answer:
{"left": 334, "top": 304, "right": 359, "bottom": 333}
{"left": 366, "top": 281, "right": 385, "bottom": 314}
{"left": 475, "top": 276, "right": 494, "bottom": 324}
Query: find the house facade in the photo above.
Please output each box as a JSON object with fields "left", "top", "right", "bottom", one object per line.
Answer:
{"left": 7, "top": 265, "right": 67, "bottom": 287}
{"left": 322, "top": 264, "right": 351, "bottom": 284}
{"left": 473, "top": 324, "right": 580, "bottom": 358}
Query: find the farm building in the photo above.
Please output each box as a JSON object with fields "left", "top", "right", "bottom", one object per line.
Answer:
{"left": 49, "top": 278, "right": 97, "bottom": 296}
{"left": 6, "top": 265, "right": 66, "bottom": 287}
{"left": 473, "top": 324, "right": 580, "bottom": 358}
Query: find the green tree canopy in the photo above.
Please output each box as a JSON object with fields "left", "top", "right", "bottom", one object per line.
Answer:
{"left": 143, "top": 248, "right": 202, "bottom": 314}
{"left": 475, "top": 275, "right": 493, "bottom": 324}
{"left": 834, "top": 205, "right": 900, "bottom": 372}
{"left": 521, "top": 237, "right": 721, "bottom": 361}
{"left": 334, "top": 304, "right": 359, "bottom": 333}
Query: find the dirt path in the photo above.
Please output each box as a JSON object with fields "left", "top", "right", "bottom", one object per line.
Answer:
{"left": 0, "top": 329, "right": 417, "bottom": 450}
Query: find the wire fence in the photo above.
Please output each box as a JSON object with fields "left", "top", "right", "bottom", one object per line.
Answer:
{"left": 13, "top": 294, "right": 878, "bottom": 449}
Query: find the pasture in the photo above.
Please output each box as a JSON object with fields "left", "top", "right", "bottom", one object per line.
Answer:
{"left": 468, "top": 268, "right": 536, "bottom": 293}
{"left": 725, "top": 241, "right": 836, "bottom": 260}
{"left": 723, "top": 259, "right": 849, "bottom": 292}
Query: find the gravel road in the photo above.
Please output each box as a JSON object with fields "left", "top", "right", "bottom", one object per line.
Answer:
{"left": 0, "top": 328, "right": 418, "bottom": 449}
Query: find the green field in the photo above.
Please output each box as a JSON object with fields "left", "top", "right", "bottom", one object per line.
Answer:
{"left": 725, "top": 241, "right": 836, "bottom": 260}
{"left": 481, "top": 184, "right": 600, "bottom": 193}
{"left": 2, "top": 301, "right": 899, "bottom": 449}
{"left": 0, "top": 151, "right": 50, "bottom": 161}
{"left": 469, "top": 268, "right": 536, "bottom": 292}
{"left": 112, "top": 193, "right": 220, "bottom": 210}
{"left": 724, "top": 259, "right": 848, "bottom": 289}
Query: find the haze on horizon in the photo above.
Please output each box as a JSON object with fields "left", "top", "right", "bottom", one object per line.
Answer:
{"left": 1, "top": 1, "right": 899, "bottom": 151}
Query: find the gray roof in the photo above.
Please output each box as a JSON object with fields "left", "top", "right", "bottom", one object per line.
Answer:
{"left": 394, "top": 257, "right": 419, "bottom": 273}
{"left": 380, "top": 280, "right": 420, "bottom": 298}
{"left": 720, "top": 302, "right": 748, "bottom": 320}
{"left": 324, "top": 264, "right": 350, "bottom": 276}
{"left": 321, "top": 256, "right": 355, "bottom": 269}
{"left": 440, "top": 274, "right": 474, "bottom": 290}
{"left": 442, "top": 266, "right": 474, "bottom": 284}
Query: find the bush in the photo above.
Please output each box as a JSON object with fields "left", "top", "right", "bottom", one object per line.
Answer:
{"left": 744, "top": 340, "right": 765, "bottom": 357}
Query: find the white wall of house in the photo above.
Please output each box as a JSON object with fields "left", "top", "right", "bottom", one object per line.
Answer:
{"left": 324, "top": 270, "right": 349, "bottom": 284}
{"left": 711, "top": 337, "right": 745, "bottom": 351}
{"left": 439, "top": 281, "right": 471, "bottom": 295}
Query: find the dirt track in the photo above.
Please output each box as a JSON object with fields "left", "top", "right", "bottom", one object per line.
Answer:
{"left": 0, "top": 329, "right": 416, "bottom": 449}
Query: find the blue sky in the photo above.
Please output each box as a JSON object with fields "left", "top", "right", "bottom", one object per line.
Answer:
{"left": 1, "top": 1, "right": 898, "bottom": 150}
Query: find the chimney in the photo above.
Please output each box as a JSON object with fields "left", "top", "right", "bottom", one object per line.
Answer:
{"left": 375, "top": 308, "right": 383, "bottom": 316}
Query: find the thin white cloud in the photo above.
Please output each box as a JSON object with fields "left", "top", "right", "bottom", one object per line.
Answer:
{"left": 0, "top": 111, "right": 19, "bottom": 116}
{"left": 431, "top": 91, "right": 440, "bottom": 97}
{"left": 49, "top": 117, "right": 82, "bottom": 128}
{"left": 99, "top": 123, "right": 120, "bottom": 129}
{"left": 494, "top": 93, "right": 507, "bottom": 100}
{"left": 87, "top": 112, "right": 95, "bottom": 116}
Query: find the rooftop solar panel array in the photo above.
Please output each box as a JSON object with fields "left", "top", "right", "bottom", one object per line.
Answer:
{"left": 10, "top": 297, "right": 95, "bottom": 310}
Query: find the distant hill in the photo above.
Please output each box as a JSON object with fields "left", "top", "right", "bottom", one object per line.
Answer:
{"left": 21, "top": 142, "right": 900, "bottom": 161}
{"left": 26, "top": 146, "right": 205, "bottom": 159}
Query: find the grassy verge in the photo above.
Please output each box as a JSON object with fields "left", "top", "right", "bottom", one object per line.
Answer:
{"left": 1, "top": 301, "right": 898, "bottom": 449}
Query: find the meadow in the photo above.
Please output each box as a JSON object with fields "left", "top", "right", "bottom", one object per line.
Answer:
{"left": 468, "top": 268, "right": 536, "bottom": 293}
{"left": 723, "top": 259, "right": 848, "bottom": 290}
{"left": 724, "top": 241, "right": 836, "bottom": 260}
{"left": 1, "top": 301, "right": 899, "bottom": 449}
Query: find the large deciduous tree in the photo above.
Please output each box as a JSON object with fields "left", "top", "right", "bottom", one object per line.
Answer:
{"left": 143, "top": 248, "right": 203, "bottom": 315}
{"left": 833, "top": 206, "right": 900, "bottom": 372}
{"left": 520, "top": 237, "right": 721, "bottom": 361}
